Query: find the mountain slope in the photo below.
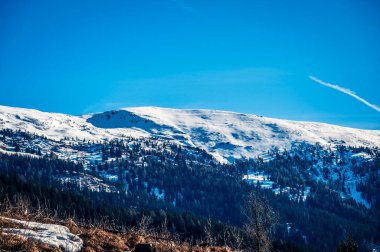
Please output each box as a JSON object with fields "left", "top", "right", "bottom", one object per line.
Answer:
{"left": 0, "top": 105, "right": 148, "bottom": 141}
{"left": 1, "top": 109, "right": 379, "bottom": 251}
{"left": 1, "top": 105, "right": 379, "bottom": 163}
{"left": 106, "top": 107, "right": 380, "bottom": 162}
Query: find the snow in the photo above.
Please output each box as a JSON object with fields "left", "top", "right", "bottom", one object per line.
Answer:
{"left": 92, "top": 106, "right": 380, "bottom": 163}
{"left": 0, "top": 147, "right": 41, "bottom": 158}
{"left": 99, "top": 172, "right": 119, "bottom": 182}
{"left": 151, "top": 187, "right": 165, "bottom": 200}
{"left": 302, "top": 187, "right": 311, "bottom": 202}
{"left": 351, "top": 152, "right": 372, "bottom": 160}
{"left": 243, "top": 171, "right": 311, "bottom": 202}
{"left": 58, "top": 174, "right": 117, "bottom": 193}
{"left": 0, "top": 105, "right": 147, "bottom": 142}
{"left": 347, "top": 182, "right": 370, "bottom": 208}
{"left": 0, "top": 216, "right": 83, "bottom": 252}
{"left": 343, "top": 169, "right": 371, "bottom": 208}
{"left": 243, "top": 172, "right": 274, "bottom": 189}
{"left": 1, "top": 105, "right": 380, "bottom": 164}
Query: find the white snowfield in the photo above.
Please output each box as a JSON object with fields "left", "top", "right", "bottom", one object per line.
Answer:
{"left": 0, "top": 216, "right": 83, "bottom": 252}
{"left": 1, "top": 105, "right": 379, "bottom": 163}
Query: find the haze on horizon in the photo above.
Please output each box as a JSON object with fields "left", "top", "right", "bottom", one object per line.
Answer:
{"left": 1, "top": 0, "right": 379, "bottom": 129}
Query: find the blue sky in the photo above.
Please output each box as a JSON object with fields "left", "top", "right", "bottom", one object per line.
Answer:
{"left": 1, "top": 0, "right": 379, "bottom": 129}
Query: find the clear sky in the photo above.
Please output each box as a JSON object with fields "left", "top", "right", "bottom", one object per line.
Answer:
{"left": 1, "top": 0, "right": 380, "bottom": 129}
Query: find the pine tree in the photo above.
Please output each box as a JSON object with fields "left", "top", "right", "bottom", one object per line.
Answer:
{"left": 337, "top": 234, "right": 358, "bottom": 252}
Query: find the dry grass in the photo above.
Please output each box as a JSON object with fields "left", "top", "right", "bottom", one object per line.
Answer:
{"left": 1, "top": 217, "right": 237, "bottom": 251}
{"left": 79, "top": 227, "right": 129, "bottom": 252}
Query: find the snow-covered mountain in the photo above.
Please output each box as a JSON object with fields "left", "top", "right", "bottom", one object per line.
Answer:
{"left": 1, "top": 105, "right": 379, "bottom": 163}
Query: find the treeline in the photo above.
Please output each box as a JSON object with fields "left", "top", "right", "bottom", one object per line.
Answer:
{"left": 0, "top": 153, "right": 239, "bottom": 245}
{"left": 0, "top": 152, "right": 306, "bottom": 251}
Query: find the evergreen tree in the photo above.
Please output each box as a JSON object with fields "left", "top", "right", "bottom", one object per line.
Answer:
{"left": 337, "top": 234, "right": 358, "bottom": 252}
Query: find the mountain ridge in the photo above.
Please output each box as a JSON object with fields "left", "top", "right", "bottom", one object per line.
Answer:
{"left": 1, "top": 104, "right": 379, "bottom": 163}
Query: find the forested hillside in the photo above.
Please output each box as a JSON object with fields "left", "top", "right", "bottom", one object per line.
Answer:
{"left": 0, "top": 129, "right": 379, "bottom": 251}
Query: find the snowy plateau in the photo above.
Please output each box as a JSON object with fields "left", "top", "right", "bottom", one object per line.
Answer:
{"left": 1, "top": 105, "right": 379, "bottom": 163}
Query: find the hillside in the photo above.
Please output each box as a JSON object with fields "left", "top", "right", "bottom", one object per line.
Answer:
{"left": 1, "top": 105, "right": 379, "bottom": 163}
{"left": 1, "top": 105, "right": 380, "bottom": 251}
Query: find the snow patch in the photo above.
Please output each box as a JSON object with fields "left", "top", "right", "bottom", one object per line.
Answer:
{"left": 243, "top": 172, "right": 274, "bottom": 189}
{"left": 0, "top": 216, "right": 83, "bottom": 252}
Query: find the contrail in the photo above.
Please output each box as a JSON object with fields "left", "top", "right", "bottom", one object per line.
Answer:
{"left": 309, "top": 76, "right": 380, "bottom": 113}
